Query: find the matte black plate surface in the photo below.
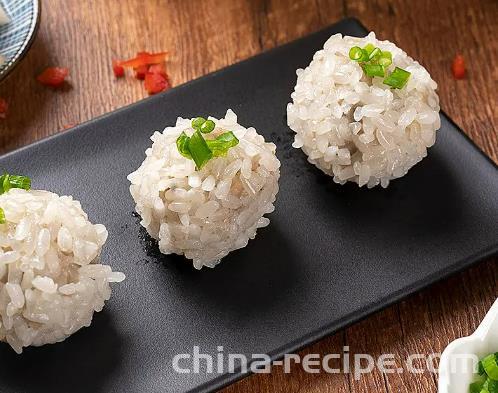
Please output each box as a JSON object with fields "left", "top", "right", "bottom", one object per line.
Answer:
{"left": 0, "top": 18, "right": 497, "bottom": 393}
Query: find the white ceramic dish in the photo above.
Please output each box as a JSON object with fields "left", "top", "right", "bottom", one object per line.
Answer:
{"left": 438, "top": 298, "right": 498, "bottom": 393}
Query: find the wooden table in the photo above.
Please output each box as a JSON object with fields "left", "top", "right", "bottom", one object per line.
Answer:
{"left": 1, "top": 0, "right": 496, "bottom": 392}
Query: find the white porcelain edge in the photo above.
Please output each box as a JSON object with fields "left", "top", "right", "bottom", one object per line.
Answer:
{"left": 438, "top": 298, "right": 498, "bottom": 393}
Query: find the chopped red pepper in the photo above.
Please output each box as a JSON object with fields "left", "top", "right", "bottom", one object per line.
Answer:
{"left": 112, "top": 60, "right": 125, "bottom": 78}
{"left": 63, "top": 123, "right": 77, "bottom": 129}
{"left": 112, "top": 50, "right": 171, "bottom": 94}
{"left": 37, "top": 67, "right": 69, "bottom": 88}
{"left": 119, "top": 51, "right": 168, "bottom": 69}
{"left": 0, "top": 98, "right": 8, "bottom": 119}
{"left": 148, "top": 63, "right": 167, "bottom": 78}
{"left": 134, "top": 64, "right": 148, "bottom": 80}
{"left": 144, "top": 71, "right": 169, "bottom": 95}
{"left": 452, "top": 55, "right": 465, "bottom": 79}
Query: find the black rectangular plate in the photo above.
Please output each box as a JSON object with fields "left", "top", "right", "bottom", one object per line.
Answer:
{"left": 0, "top": 18, "right": 497, "bottom": 393}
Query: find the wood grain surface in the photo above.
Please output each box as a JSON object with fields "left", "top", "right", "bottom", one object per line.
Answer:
{"left": 1, "top": 0, "right": 496, "bottom": 392}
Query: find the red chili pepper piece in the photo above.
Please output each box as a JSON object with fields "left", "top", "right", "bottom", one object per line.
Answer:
{"left": 112, "top": 60, "right": 124, "bottom": 78}
{"left": 148, "top": 63, "right": 167, "bottom": 78}
{"left": 119, "top": 51, "right": 168, "bottom": 68}
{"left": 37, "top": 67, "right": 69, "bottom": 88}
{"left": 134, "top": 64, "right": 148, "bottom": 80}
{"left": 144, "top": 71, "right": 170, "bottom": 95}
{"left": 452, "top": 55, "right": 465, "bottom": 79}
{"left": 0, "top": 98, "right": 8, "bottom": 119}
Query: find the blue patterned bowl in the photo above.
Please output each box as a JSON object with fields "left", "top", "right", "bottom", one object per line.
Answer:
{"left": 0, "top": 0, "right": 40, "bottom": 81}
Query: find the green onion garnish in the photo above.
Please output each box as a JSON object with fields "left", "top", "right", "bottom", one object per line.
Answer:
{"left": 363, "top": 43, "right": 375, "bottom": 57}
{"left": 470, "top": 381, "right": 485, "bottom": 393}
{"left": 362, "top": 64, "right": 385, "bottom": 78}
{"left": 192, "top": 117, "right": 216, "bottom": 134}
{"left": 0, "top": 174, "right": 11, "bottom": 194}
{"left": 176, "top": 132, "right": 192, "bottom": 159}
{"left": 469, "top": 353, "right": 498, "bottom": 393}
{"left": 383, "top": 67, "right": 411, "bottom": 89}
{"left": 360, "top": 49, "right": 370, "bottom": 62}
{"left": 488, "top": 379, "right": 498, "bottom": 393}
{"left": 206, "top": 131, "right": 239, "bottom": 157}
{"left": 479, "top": 361, "right": 487, "bottom": 376}
{"left": 479, "top": 379, "right": 498, "bottom": 393}
{"left": 188, "top": 130, "right": 213, "bottom": 170}
{"left": 177, "top": 118, "right": 239, "bottom": 170}
{"left": 378, "top": 51, "right": 393, "bottom": 67}
{"left": 482, "top": 353, "right": 498, "bottom": 380}
{"left": 200, "top": 119, "right": 215, "bottom": 134}
{"left": 191, "top": 117, "right": 206, "bottom": 131}
{"left": 349, "top": 46, "right": 363, "bottom": 61}
{"left": 8, "top": 175, "right": 31, "bottom": 190}
{"left": 0, "top": 172, "right": 32, "bottom": 224}
{"left": 0, "top": 173, "right": 31, "bottom": 194}
{"left": 349, "top": 44, "right": 410, "bottom": 89}
{"left": 368, "top": 47, "right": 382, "bottom": 61}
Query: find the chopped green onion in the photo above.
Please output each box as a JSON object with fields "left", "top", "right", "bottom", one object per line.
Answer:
{"left": 480, "top": 361, "right": 487, "bottom": 376}
{"left": 487, "top": 378, "right": 498, "bottom": 393}
{"left": 470, "top": 381, "right": 486, "bottom": 393}
{"left": 349, "top": 46, "right": 363, "bottom": 61}
{"left": 176, "top": 132, "right": 192, "bottom": 159}
{"left": 0, "top": 173, "right": 32, "bottom": 194}
{"left": 470, "top": 354, "right": 498, "bottom": 393}
{"left": 191, "top": 117, "right": 206, "bottom": 131}
{"left": 200, "top": 119, "right": 215, "bottom": 134}
{"left": 188, "top": 130, "right": 213, "bottom": 169}
{"left": 378, "top": 51, "right": 392, "bottom": 67}
{"left": 8, "top": 175, "right": 31, "bottom": 190}
{"left": 383, "top": 67, "right": 411, "bottom": 89}
{"left": 349, "top": 44, "right": 409, "bottom": 89}
{"left": 368, "top": 47, "right": 382, "bottom": 61}
{"left": 362, "top": 64, "right": 385, "bottom": 77}
{"left": 470, "top": 380, "right": 486, "bottom": 393}
{"left": 479, "top": 379, "right": 498, "bottom": 393}
{"left": 363, "top": 43, "right": 376, "bottom": 56}
{"left": 206, "top": 131, "right": 239, "bottom": 157}
{"left": 487, "top": 379, "right": 498, "bottom": 393}
{"left": 0, "top": 207, "right": 5, "bottom": 224}
{"left": 482, "top": 353, "right": 498, "bottom": 380}
{"left": 360, "top": 49, "right": 370, "bottom": 62}
{"left": 0, "top": 174, "right": 11, "bottom": 194}
{"left": 176, "top": 118, "right": 239, "bottom": 170}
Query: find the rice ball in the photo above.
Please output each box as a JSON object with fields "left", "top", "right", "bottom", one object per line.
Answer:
{"left": 287, "top": 32, "right": 441, "bottom": 188}
{"left": 128, "top": 109, "right": 280, "bottom": 269}
{"left": 0, "top": 189, "right": 125, "bottom": 353}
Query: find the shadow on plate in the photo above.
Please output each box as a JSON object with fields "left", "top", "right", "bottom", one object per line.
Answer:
{"left": 290, "top": 146, "right": 465, "bottom": 241}
{"left": 0, "top": 311, "right": 124, "bottom": 393}
{"left": 138, "top": 222, "right": 307, "bottom": 318}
